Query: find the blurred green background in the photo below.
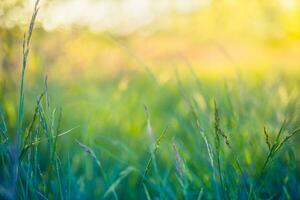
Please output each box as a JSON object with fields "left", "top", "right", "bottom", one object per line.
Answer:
{"left": 1, "top": 0, "right": 300, "bottom": 199}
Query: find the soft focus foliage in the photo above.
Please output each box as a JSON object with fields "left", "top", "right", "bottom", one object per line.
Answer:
{"left": 0, "top": 0, "right": 300, "bottom": 199}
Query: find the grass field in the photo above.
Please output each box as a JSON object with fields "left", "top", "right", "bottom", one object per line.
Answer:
{"left": 1, "top": 0, "right": 300, "bottom": 199}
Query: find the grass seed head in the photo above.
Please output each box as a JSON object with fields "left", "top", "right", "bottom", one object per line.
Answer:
{"left": 172, "top": 138, "right": 184, "bottom": 180}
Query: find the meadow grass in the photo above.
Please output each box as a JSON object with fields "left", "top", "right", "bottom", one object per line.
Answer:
{"left": 0, "top": 1, "right": 300, "bottom": 199}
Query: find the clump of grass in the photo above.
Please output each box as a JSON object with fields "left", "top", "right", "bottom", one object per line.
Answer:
{"left": 1, "top": 0, "right": 300, "bottom": 199}
{"left": 9, "top": 0, "right": 40, "bottom": 199}
{"left": 213, "top": 99, "right": 249, "bottom": 198}
{"left": 0, "top": 1, "right": 76, "bottom": 199}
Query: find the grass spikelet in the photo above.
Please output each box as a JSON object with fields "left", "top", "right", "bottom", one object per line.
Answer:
{"left": 141, "top": 125, "right": 168, "bottom": 183}
{"left": 273, "top": 126, "right": 300, "bottom": 155}
{"left": 11, "top": 1, "right": 40, "bottom": 198}
{"left": 144, "top": 104, "right": 154, "bottom": 143}
{"left": 75, "top": 139, "right": 102, "bottom": 168}
{"left": 260, "top": 120, "right": 300, "bottom": 178}
{"left": 263, "top": 126, "right": 271, "bottom": 151}
{"left": 213, "top": 98, "right": 236, "bottom": 200}
{"left": 172, "top": 138, "right": 184, "bottom": 180}
{"left": 214, "top": 99, "right": 231, "bottom": 149}
{"left": 213, "top": 99, "right": 225, "bottom": 195}
{"left": 17, "top": 0, "right": 40, "bottom": 139}
{"left": 214, "top": 99, "right": 246, "bottom": 195}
